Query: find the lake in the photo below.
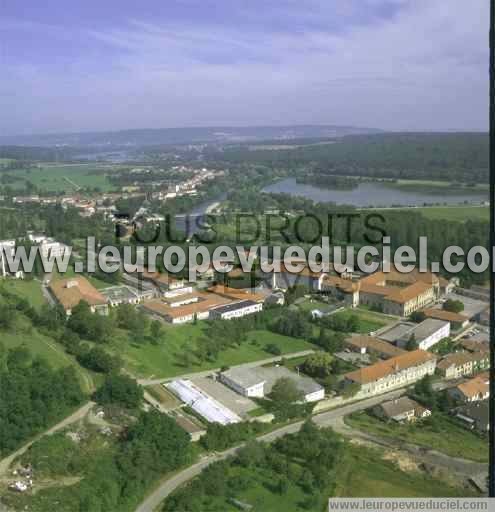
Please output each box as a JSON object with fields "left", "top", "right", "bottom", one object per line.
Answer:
{"left": 262, "top": 178, "right": 488, "bottom": 207}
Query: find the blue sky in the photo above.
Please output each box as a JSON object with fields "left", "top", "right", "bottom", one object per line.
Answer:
{"left": 0, "top": 0, "right": 488, "bottom": 135}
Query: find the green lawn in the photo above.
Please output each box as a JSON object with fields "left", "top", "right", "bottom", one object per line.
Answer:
{"left": 1, "top": 279, "right": 46, "bottom": 310}
{"left": 110, "top": 324, "right": 315, "bottom": 379}
{"left": 2, "top": 316, "right": 69, "bottom": 369}
{"left": 346, "top": 411, "right": 488, "bottom": 463}
{"left": 332, "top": 308, "right": 391, "bottom": 334}
{"left": 2, "top": 164, "right": 117, "bottom": 192}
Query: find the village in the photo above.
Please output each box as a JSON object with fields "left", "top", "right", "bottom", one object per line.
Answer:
{"left": 0, "top": 232, "right": 490, "bottom": 464}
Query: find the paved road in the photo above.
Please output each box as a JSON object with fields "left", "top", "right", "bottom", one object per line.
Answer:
{"left": 0, "top": 402, "right": 94, "bottom": 477}
{"left": 138, "top": 350, "right": 316, "bottom": 386}
{"left": 134, "top": 389, "right": 405, "bottom": 512}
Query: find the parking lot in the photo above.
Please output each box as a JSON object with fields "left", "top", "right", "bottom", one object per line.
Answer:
{"left": 443, "top": 292, "right": 488, "bottom": 319}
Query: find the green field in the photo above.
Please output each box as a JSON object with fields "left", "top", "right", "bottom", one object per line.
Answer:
{"left": 365, "top": 205, "right": 488, "bottom": 222}
{"left": 414, "top": 206, "right": 489, "bottom": 222}
{"left": 0, "top": 313, "right": 95, "bottom": 393}
{"left": 386, "top": 179, "right": 489, "bottom": 195}
{"left": 346, "top": 411, "right": 488, "bottom": 463}
{"left": 332, "top": 307, "right": 392, "bottom": 334}
{"left": 111, "top": 324, "right": 315, "bottom": 379}
{"left": 2, "top": 164, "right": 117, "bottom": 192}
{"left": 1, "top": 279, "right": 46, "bottom": 310}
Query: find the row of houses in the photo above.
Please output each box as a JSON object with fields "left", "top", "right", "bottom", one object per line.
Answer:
{"left": 370, "top": 393, "right": 489, "bottom": 433}
{"left": 343, "top": 349, "right": 437, "bottom": 396}
{"left": 437, "top": 351, "right": 490, "bottom": 379}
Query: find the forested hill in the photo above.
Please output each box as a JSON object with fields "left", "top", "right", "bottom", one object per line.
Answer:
{"left": 214, "top": 132, "right": 489, "bottom": 183}
{"left": 0, "top": 125, "right": 381, "bottom": 147}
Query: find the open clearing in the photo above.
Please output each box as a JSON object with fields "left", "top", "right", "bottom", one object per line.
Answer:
{"left": 345, "top": 411, "right": 488, "bottom": 463}
{"left": 110, "top": 323, "right": 316, "bottom": 379}
{"left": 1, "top": 279, "right": 46, "bottom": 310}
{"left": 2, "top": 164, "right": 117, "bottom": 192}
{"left": 335, "top": 444, "right": 475, "bottom": 498}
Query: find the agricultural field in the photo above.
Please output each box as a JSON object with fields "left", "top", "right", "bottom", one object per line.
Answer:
{"left": 414, "top": 205, "right": 489, "bottom": 222}
{"left": 1, "top": 164, "right": 118, "bottom": 193}
{"left": 109, "top": 323, "right": 316, "bottom": 379}
{"left": 345, "top": 411, "right": 488, "bottom": 463}
{"left": 365, "top": 205, "right": 488, "bottom": 222}
{"left": 386, "top": 179, "right": 489, "bottom": 195}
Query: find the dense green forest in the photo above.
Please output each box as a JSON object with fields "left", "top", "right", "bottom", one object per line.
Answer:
{"left": 213, "top": 133, "right": 489, "bottom": 183}
{"left": 0, "top": 343, "right": 84, "bottom": 456}
{"left": 163, "top": 421, "right": 344, "bottom": 512}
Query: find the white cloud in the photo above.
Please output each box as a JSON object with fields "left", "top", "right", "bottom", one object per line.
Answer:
{"left": 0, "top": 0, "right": 488, "bottom": 134}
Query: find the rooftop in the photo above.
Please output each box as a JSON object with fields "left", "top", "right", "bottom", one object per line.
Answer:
{"left": 345, "top": 335, "right": 406, "bottom": 358}
{"left": 437, "top": 351, "right": 489, "bottom": 371}
{"left": 344, "top": 349, "right": 436, "bottom": 385}
{"left": 378, "top": 322, "right": 417, "bottom": 343}
{"left": 207, "top": 285, "right": 266, "bottom": 303}
{"left": 461, "top": 339, "right": 490, "bottom": 353}
{"left": 222, "top": 365, "right": 323, "bottom": 396}
{"left": 455, "top": 372, "right": 489, "bottom": 400}
{"left": 100, "top": 285, "right": 139, "bottom": 302}
{"left": 378, "top": 396, "right": 427, "bottom": 418}
{"left": 423, "top": 308, "right": 468, "bottom": 324}
{"left": 456, "top": 400, "right": 489, "bottom": 426}
{"left": 359, "top": 267, "right": 437, "bottom": 304}
{"left": 49, "top": 277, "right": 106, "bottom": 311}
{"left": 210, "top": 299, "right": 259, "bottom": 315}
{"left": 142, "top": 291, "right": 230, "bottom": 319}
{"left": 398, "top": 318, "right": 449, "bottom": 342}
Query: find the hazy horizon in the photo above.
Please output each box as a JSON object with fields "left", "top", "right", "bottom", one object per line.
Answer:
{"left": 1, "top": 0, "right": 489, "bottom": 136}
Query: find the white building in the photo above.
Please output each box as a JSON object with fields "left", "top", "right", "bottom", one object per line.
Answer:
{"left": 220, "top": 369, "right": 266, "bottom": 398}
{"left": 167, "top": 379, "right": 241, "bottom": 425}
{"left": 344, "top": 350, "right": 437, "bottom": 397}
{"left": 220, "top": 366, "right": 325, "bottom": 403}
{"left": 27, "top": 232, "right": 47, "bottom": 244}
{"left": 396, "top": 318, "right": 450, "bottom": 350}
{"left": 38, "top": 239, "right": 69, "bottom": 259}
{"left": 209, "top": 299, "right": 263, "bottom": 320}
{"left": 100, "top": 285, "right": 141, "bottom": 306}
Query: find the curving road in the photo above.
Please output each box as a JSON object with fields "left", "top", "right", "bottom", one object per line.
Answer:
{"left": 0, "top": 402, "right": 94, "bottom": 478}
{"left": 134, "top": 389, "right": 407, "bottom": 512}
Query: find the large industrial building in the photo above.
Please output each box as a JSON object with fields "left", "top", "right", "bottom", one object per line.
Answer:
{"left": 219, "top": 365, "right": 325, "bottom": 403}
